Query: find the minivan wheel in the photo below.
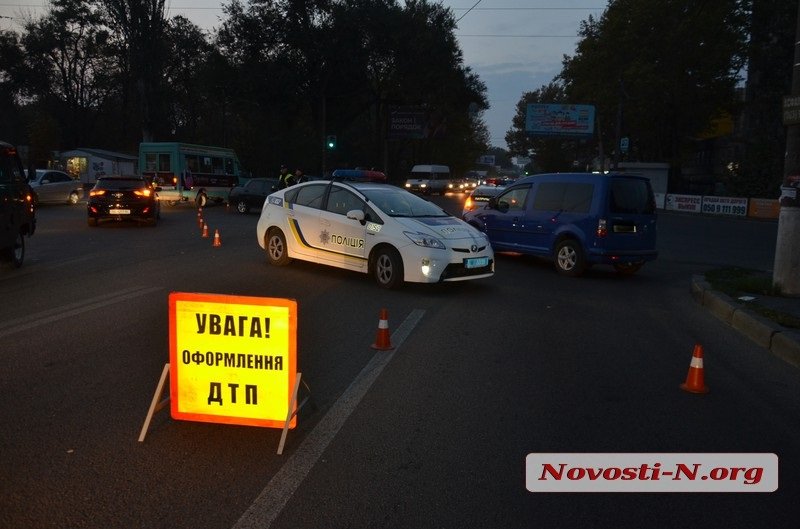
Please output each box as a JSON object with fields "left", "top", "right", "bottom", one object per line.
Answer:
{"left": 373, "top": 247, "right": 403, "bottom": 289}
{"left": 614, "top": 262, "right": 643, "bottom": 276}
{"left": 266, "top": 228, "right": 291, "bottom": 266}
{"left": 554, "top": 239, "right": 585, "bottom": 277}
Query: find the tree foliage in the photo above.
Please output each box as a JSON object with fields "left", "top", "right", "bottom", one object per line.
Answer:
{"left": 0, "top": 0, "right": 490, "bottom": 180}
{"left": 507, "top": 0, "right": 755, "bottom": 184}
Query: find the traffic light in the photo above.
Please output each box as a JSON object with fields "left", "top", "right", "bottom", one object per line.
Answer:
{"left": 326, "top": 135, "right": 337, "bottom": 150}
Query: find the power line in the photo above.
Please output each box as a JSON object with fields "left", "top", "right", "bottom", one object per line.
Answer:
{"left": 456, "top": 0, "right": 483, "bottom": 23}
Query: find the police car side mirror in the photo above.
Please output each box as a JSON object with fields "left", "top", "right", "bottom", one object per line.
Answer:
{"left": 346, "top": 209, "right": 366, "bottom": 224}
{"left": 487, "top": 197, "right": 497, "bottom": 209}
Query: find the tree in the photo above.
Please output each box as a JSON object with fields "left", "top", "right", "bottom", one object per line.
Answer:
{"left": 0, "top": 30, "right": 26, "bottom": 142}
{"left": 559, "top": 0, "right": 749, "bottom": 170}
{"left": 734, "top": 0, "right": 795, "bottom": 198}
{"left": 19, "top": 0, "right": 117, "bottom": 148}
{"left": 216, "top": 0, "right": 488, "bottom": 178}
{"left": 100, "top": 0, "right": 169, "bottom": 142}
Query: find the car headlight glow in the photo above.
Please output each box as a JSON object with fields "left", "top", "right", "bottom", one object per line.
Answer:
{"left": 404, "top": 231, "right": 446, "bottom": 249}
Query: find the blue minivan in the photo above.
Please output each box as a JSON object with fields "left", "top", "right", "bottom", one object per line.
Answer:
{"left": 462, "top": 172, "right": 657, "bottom": 276}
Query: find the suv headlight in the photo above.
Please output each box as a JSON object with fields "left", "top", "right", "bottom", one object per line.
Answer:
{"left": 404, "top": 231, "right": 446, "bottom": 249}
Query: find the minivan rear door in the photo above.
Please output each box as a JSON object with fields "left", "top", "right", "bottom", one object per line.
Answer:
{"left": 604, "top": 176, "right": 657, "bottom": 254}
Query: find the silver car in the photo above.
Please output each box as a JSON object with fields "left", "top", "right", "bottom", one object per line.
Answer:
{"left": 28, "top": 169, "right": 83, "bottom": 205}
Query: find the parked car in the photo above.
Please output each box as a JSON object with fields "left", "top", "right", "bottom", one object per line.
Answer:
{"left": 28, "top": 169, "right": 83, "bottom": 205}
{"left": 87, "top": 176, "right": 160, "bottom": 226}
{"left": 0, "top": 141, "right": 36, "bottom": 267}
{"left": 256, "top": 177, "right": 494, "bottom": 288}
{"left": 463, "top": 172, "right": 657, "bottom": 276}
{"left": 462, "top": 184, "right": 505, "bottom": 217}
{"left": 228, "top": 177, "right": 280, "bottom": 214}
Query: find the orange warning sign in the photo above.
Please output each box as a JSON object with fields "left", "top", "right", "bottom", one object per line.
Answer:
{"left": 168, "top": 292, "right": 297, "bottom": 428}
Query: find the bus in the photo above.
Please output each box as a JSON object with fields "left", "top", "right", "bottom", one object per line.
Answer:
{"left": 139, "top": 142, "right": 244, "bottom": 207}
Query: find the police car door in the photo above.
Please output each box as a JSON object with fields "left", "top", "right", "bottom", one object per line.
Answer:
{"left": 316, "top": 184, "right": 368, "bottom": 270}
{"left": 284, "top": 183, "right": 329, "bottom": 260}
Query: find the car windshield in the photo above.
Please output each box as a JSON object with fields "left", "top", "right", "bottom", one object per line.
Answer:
{"left": 360, "top": 187, "right": 449, "bottom": 218}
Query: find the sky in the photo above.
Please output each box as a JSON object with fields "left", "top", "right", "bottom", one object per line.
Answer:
{"left": 0, "top": 1, "right": 606, "bottom": 149}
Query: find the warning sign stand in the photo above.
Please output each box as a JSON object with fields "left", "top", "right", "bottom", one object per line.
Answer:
{"left": 139, "top": 364, "right": 314, "bottom": 454}
{"left": 138, "top": 363, "right": 171, "bottom": 443}
{"left": 277, "top": 372, "right": 314, "bottom": 454}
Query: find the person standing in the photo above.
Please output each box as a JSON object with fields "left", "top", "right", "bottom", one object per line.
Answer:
{"left": 278, "top": 165, "right": 295, "bottom": 189}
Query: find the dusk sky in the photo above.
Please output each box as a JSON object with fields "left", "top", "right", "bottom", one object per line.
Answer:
{"left": 0, "top": 1, "right": 606, "bottom": 149}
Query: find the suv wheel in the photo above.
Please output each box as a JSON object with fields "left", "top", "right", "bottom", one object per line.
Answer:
{"left": 3, "top": 232, "right": 25, "bottom": 268}
{"left": 554, "top": 239, "right": 585, "bottom": 277}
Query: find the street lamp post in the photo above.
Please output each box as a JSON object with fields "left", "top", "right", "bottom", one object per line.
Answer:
{"left": 773, "top": 0, "right": 800, "bottom": 295}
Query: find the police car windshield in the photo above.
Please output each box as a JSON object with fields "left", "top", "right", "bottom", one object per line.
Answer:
{"left": 361, "top": 187, "right": 449, "bottom": 218}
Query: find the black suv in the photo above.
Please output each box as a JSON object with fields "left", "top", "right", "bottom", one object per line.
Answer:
{"left": 0, "top": 141, "right": 36, "bottom": 268}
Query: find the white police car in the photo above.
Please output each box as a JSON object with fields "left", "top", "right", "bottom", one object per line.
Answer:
{"left": 256, "top": 171, "right": 494, "bottom": 288}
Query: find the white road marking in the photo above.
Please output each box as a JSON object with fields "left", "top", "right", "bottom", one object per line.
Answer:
{"left": 232, "top": 309, "right": 426, "bottom": 529}
{"left": 0, "top": 286, "right": 163, "bottom": 338}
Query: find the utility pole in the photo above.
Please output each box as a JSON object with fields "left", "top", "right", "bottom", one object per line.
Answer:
{"left": 774, "top": 0, "right": 800, "bottom": 295}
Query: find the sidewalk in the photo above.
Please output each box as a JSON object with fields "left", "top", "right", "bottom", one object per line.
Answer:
{"left": 691, "top": 276, "right": 800, "bottom": 368}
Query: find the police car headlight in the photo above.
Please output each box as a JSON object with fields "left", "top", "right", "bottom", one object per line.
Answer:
{"left": 404, "top": 231, "right": 446, "bottom": 249}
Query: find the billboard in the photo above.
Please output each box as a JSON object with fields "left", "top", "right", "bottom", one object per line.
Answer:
{"left": 526, "top": 104, "right": 595, "bottom": 138}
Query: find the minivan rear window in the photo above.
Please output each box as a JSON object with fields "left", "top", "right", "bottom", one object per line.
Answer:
{"left": 533, "top": 182, "right": 594, "bottom": 213}
{"left": 610, "top": 177, "right": 655, "bottom": 214}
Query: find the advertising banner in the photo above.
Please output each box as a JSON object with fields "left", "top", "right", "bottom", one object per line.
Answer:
{"left": 525, "top": 104, "right": 595, "bottom": 138}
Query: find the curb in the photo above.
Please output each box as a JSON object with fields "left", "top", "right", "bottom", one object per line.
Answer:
{"left": 691, "top": 276, "right": 800, "bottom": 369}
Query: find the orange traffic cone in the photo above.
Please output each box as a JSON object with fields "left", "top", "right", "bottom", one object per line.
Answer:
{"left": 371, "top": 308, "right": 393, "bottom": 350}
{"left": 680, "top": 344, "right": 709, "bottom": 394}
{"left": 212, "top": 229, "right": 222, "bottom": 247}
{"left": 201, "top": 222, "right": 209, "bottom": 238}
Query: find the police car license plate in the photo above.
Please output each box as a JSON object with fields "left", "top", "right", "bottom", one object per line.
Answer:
{"left": 464, "top": 257, "right": 489, "bottom": 269}
{"left": 109, "top": 208, "right": 130, "bottom": 215}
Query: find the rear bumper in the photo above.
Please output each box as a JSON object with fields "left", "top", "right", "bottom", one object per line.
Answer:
{"left": 587, "top": 249, "right": 658, "bottom": 264}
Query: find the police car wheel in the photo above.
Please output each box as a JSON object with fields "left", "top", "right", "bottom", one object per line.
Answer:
{"left": 554, "top": 239, "right": 585, "bottom": 277}
{"left": 373, "top": 247, "right": 403, "bottom": 289}
{"left": 266, "top": 228, "right": 291, "bottom": 266}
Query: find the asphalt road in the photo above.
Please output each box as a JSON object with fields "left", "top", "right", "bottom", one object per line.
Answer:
{"left": 1, "top": 196, "right": 798, "bottom": 529}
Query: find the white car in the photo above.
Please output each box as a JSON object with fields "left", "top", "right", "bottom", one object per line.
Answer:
{"left": 256, "top": 177, "right": 495, "bottom": 288}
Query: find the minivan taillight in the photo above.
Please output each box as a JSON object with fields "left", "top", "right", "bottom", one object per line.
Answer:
{"left": 596, "top": 218, "right": 608, "bottom": 238}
